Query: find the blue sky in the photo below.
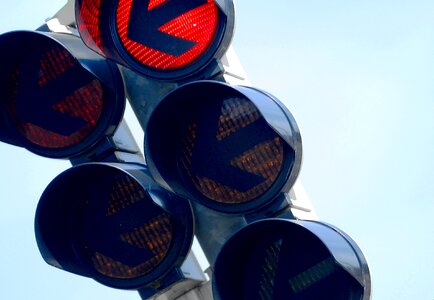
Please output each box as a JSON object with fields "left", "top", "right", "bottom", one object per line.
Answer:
{"left": 0, "top": 0, "right": 433, "bottom": 299}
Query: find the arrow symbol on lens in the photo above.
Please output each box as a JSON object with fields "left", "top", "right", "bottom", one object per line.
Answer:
{"left": 127, "top": 0, "right": 207, "bottom": 56}
{"left": 15, "top": 49, "right": 92, "bottom": 136}
{"left": 81, "top": 177, "right": 167, "bottom": 267}
{"left": 189, "top": 100, "right": 275, "bottom": 192}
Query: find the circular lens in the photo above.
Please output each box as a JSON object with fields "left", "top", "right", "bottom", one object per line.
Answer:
{"left": 178, "top": 96, "right": 286, "bottom": 205}
{"left": 213, "top": 220, "right": 368, "bottom": 300}
{"left": 4, "top": 44, "right": 104, "bottom": 149}
{"left": 73, "top": 169, "right": 174, "bottom": 280}
{"left": 36, "top": 163, "right": 195, "bottom": 289}
{"left": 145, "top": 81, "right": 301, "bottom": 214}
{"left": 115, "top": 0, "right": 220, "bottom": 71}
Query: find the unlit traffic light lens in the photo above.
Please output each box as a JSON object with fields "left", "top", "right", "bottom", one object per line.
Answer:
{"left": 213, "top": 219, "right": 371, "bottom": 300}
{"left": 75, "top": 172, "right": 174, "bottom": 279}
{"left": 145, "top": 81, "right": 302, "bottom": 214}
{"left": 0, "top": 31, "right": 125, "bottom": 158}
{"left": 35, "top": 163, "right": 194, "bottom": 289}
{"left": 179, "top": 96, "right": 285, "bottom": 204}
{"left": 4, "top": 45, "right": 103, "bottom": 149}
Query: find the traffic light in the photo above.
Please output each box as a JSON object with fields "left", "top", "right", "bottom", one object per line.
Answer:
{"left": 75, "top": 0, "right": 235, "bottom": 80}
{"left": 144, "top": 80, "right": 302, "bottom": 215}
{"left": 0, "top": 30, "right": 126, "bottom": 160}
{"left": 212, "top": 219, "right": 371, "bottom": 300}
{"left": 35, "top": 162, "right": 194, "bottom": 291}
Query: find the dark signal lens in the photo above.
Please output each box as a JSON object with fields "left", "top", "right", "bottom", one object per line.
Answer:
{"left": 4, "top": 45, "right": 103, "bottom": 148}
{"left": 179, "top": 97, "right": 285, "bottom": 204}
{"left": 0, "top": 31, "right": 125, "bottom": 158}
{"left": 76, "top": 173, "right": 174, "bottom": 279}
{"left": 213, "top": 219, "right": 371, "bottom": 300}
{"left": 145, "top": 81, "right": 301, "bottom": 214}
{"left": 36, "top": 163, "right": 194, "bottom": 289}
{"left": 4, "top": 45, "right": 103, "bottom": 149}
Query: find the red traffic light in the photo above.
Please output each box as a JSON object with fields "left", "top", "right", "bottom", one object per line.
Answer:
{"left": 76, "top": 0, "right": 234, "bottom": 80}
{"left": 35, "top": 163, "right": 194, "bottom": 289}
{"left": 145, "top": 80, "right": 302, "bottom": 214}
{"left": 0, "top": 31, "right": 125, "bottom": 159}
{"left": 213, "top": 219, "right": 371, "bottom": 300}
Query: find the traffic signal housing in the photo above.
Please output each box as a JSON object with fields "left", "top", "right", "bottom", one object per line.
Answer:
{"left": 0, "top": 30, "right": 125, "bottom": 160}
{"left": 212, "top": 219, "right": 371, "bottom": 300}
{"left": 144, "top": 80, "right": 302, "bottom": 215}
{"left": 75, "top": 0, "right": 235, "bottom": 80}
{"left": 35, "top": 162, "right": 195, "bottom": 291}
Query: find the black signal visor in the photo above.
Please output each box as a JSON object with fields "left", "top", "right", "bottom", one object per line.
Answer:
{"left": 0, "top": 31, "right": 125, "bottom": 159}
{"left": 145, "top": 80, "right": 302, "bottom": 214}
{"left": 35, "top": 163, "right": 194, "bottom": 290}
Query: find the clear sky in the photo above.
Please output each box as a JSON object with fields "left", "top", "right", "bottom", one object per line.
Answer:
{"left": 0, "top": 0, "right": 433, "bottom": 299}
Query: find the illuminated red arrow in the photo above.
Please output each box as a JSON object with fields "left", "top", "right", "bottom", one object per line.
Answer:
{"left": 127, "top": 0, "right": 207, "bottom": 56}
